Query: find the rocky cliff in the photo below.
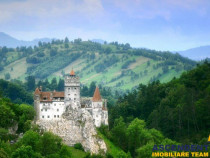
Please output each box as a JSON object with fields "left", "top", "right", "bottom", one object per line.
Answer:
{"left": 36, "top": 103, "right": 107, "bottom": 154}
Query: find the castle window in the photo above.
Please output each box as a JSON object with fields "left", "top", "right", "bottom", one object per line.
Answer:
{"left": 45, "top": 109, "right": 47, "bottom": 112}
{"left": 47, "top": 115, "right": 50, "bottom": 118}
{"left": 57, "top": 115, "right": 59, "bottom": 118}
{"left": 74, "top": 98, "right": 76, "bottom": 100}
{"left": 54, "top": 104, "right": 56, "bottom": 106}
{"left": 74, "top": 87, "right": 76, "bottom": 90}
{"left": 43, "top": 104, "right": 45, "bottom": 106}
{"left": 41, "top": 109, "right": 43, "bottom": 111}
{"left": 54, "top": 115, "right": 56, "bottom": 118}
{"left": 42, "top": 116, "right": 44, "bottom": 118}
{"left": 57, "top": 109, "right": 59, "bottom": 111}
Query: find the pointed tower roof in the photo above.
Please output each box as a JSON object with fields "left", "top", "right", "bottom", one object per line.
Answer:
{"left": 70, "top": 69, "right": 75, "bottom": 76}
{"left": 92, "top": 86, "right": 102, "bottom": 102}
{"left": 34, "top": 87, "right": 41, "bottom": 95}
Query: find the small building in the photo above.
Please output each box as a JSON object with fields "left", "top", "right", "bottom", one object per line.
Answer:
{"left": 34, "top": 69, "right": 108, "bottom": 127}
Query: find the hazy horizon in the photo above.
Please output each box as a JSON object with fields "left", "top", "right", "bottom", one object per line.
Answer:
{"left": 0, "top": 0, "right": 210, "bottom": 51}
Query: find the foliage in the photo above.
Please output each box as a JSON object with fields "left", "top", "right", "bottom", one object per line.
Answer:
{"left": 109, "top": 62, "right": 210, "bottom": 147}
{"left": 0, "top": 39, "right": 196, "bottom": 90}
{"left": 11, "top": 145, "right": 42, "bottom": 158}
{"left": 100, "top": 117, "right": 176, "bottom": 157}
{"left": 4, "top": 73, "right": 10, "bottom": 80}
{"left": 0, "top": 97, "right": 35, "bottom": 134}
{"left": 0, "top": 148, "right": 9, "bottom": 158}
{"left": 0, "top": 79, "right": 33, "bottom": 104}
{"left": 26, "top": 76, "right": 36, "bottom": 91}
{"left": 73, "top": 143, "right": 84, "bottom": 151}
{"left": 97, "top": 129, "right": 126, "bottom": 158}
{"left": 121, "top": 59, "right": 135, "bottom": 69}
{"left": 14, "top": 130, "right": 72, "bottom": 158}
{"left": 0, "top": 140, "right": 12, "bottom": 157}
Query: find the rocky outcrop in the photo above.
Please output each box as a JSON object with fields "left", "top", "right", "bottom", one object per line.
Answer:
{"left": 36, "top": 103, "right": 107, "bottom": 154}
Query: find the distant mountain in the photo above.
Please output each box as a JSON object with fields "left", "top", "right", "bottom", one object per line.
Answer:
{"left": 177, "top": 45, "right": 210, "bottom": 61}
{"left": 0, "top": 32, "right": 52, "bottom": 48}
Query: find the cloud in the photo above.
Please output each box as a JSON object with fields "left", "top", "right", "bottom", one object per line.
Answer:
{"left": 1, "top": 0, "right": 209, "bottom": 50}
{"left": 0, "top": 0, "right": 104, "bottom": 23}
{"left": 107, "top": 0, "right": 209, "bottom": 20}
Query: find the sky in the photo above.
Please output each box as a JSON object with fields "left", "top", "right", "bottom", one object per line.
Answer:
{"left": 0, "top": 0, "right": 210, "bottom": 51}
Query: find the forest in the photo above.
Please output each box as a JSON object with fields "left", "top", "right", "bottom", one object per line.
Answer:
{"left": 0, "top": 61, "right": 209, "bottom": 157}
{"left": 106, "top": 61, "right": 210, "bottom": 157}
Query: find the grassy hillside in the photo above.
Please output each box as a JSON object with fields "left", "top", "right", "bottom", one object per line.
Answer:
{"left": 97, "top": 130, "right": 127, "bottom": 157}
{"left": 0, "top": 39, "right": 196, "bottom": 90}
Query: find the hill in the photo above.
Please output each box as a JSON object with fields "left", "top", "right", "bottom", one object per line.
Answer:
{"left": 0, "top": 32, "right": 52, "bottom": 48}
{"left": 108, "top": 62, "right": 210, "bottom": 156}
{"left": 177, "top": 45, "right": 210, "bottom": 61}
{"left": 0, "top": 38, "right": 197, "bottom": 90}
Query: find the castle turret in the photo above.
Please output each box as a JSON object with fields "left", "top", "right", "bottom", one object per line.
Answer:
{"left": 92, "top": 86, "right": 103, "bottom": 127}
{"left": 64, "top": 69, "right": 80, "bottom": 107}
{"left": 92, "top": 86, "right": 102, "bottom": 108}
{"left": 34, "top": 87, "right": 41, "bottom": 120}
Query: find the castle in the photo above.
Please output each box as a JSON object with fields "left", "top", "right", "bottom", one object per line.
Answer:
{"left": 34, "top": 69, "right": 108, "bottom": 127}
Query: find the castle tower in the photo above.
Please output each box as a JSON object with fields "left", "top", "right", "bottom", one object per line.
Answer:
{"left": 34, "top": 87, "right": 41, "bottom": 120}
{"left": 92, "top": 86, "right": 103, "bottom": 108}
{"left": 64, "top": 69, "right": 80, "bottom": 107}
{"left": 92, "top": 86, "right": 103, "bottom": 127}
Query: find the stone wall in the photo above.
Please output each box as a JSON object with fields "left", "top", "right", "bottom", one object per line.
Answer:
{"left": 36, "top": 102, "right": 107, "bottom": 154}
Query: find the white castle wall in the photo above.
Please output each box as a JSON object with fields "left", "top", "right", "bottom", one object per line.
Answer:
{"left": 34, "top": 73, "right": 108, "bottom": 137}
{"left": 39, "top": 101, "right": 65, "bottom": 120}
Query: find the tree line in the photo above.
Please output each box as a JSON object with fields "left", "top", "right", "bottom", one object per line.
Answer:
{"left": 107, "top": 61, "right": 210, "bottom": 157}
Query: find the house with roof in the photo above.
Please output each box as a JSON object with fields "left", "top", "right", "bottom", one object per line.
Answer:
{"left": 34, "top": 69, "right": 108, "bottom": 127}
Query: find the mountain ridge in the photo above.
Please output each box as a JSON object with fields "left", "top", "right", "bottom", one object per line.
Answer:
{"left": 0, "top": 39, "right": 197, "bottom": 90}
{"left": 177, "top": 45, "right": 210, "bottom": 61}
{"left": 0, "top": 32, "right": 52, "bottom": 48}
{"left": 1, "top": 32, "right": 209, "bottom": 61}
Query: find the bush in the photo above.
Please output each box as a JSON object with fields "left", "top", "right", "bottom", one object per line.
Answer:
{"left": 121, "top": 59, "right": 135, "bottom": 69}
{"left": 73, "top": 143, "right": 84, "bottom": 151}
{"left": 0, "top": 148, "right": 9, "bottom": 158}
{"left": 11, "top": 145, "right": 42, "bottom": 158}
{"left": 37, "top": 52, "right": 45, "bottom": 57}
{"left": 26, "top": 57, "right": 41, "bottom": 64}
{"left": 4, "top": 73, "right": 10, "bottom": 80}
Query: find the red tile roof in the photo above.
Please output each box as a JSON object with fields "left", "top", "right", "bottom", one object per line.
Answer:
{"left": 70, "top": 69, "right": 75, "bottom": 76}
{"left": 40, "top": 92, "right": 52, "bottom": 102}
{"left": 35, "top": 90, "right": 64, "bottom": 102}
{"left": 53, "top": 91, "right": 64, "bottom": 98}
{"left": 92, "top": 86, "right": 102, "bottom": 102}
{"left": 34, "top": 88, "right": 41, "bottom": 95}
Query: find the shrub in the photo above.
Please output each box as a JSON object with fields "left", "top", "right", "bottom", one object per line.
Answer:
{"left": 73, "top": 143, "right": 84, "bottom": 151}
